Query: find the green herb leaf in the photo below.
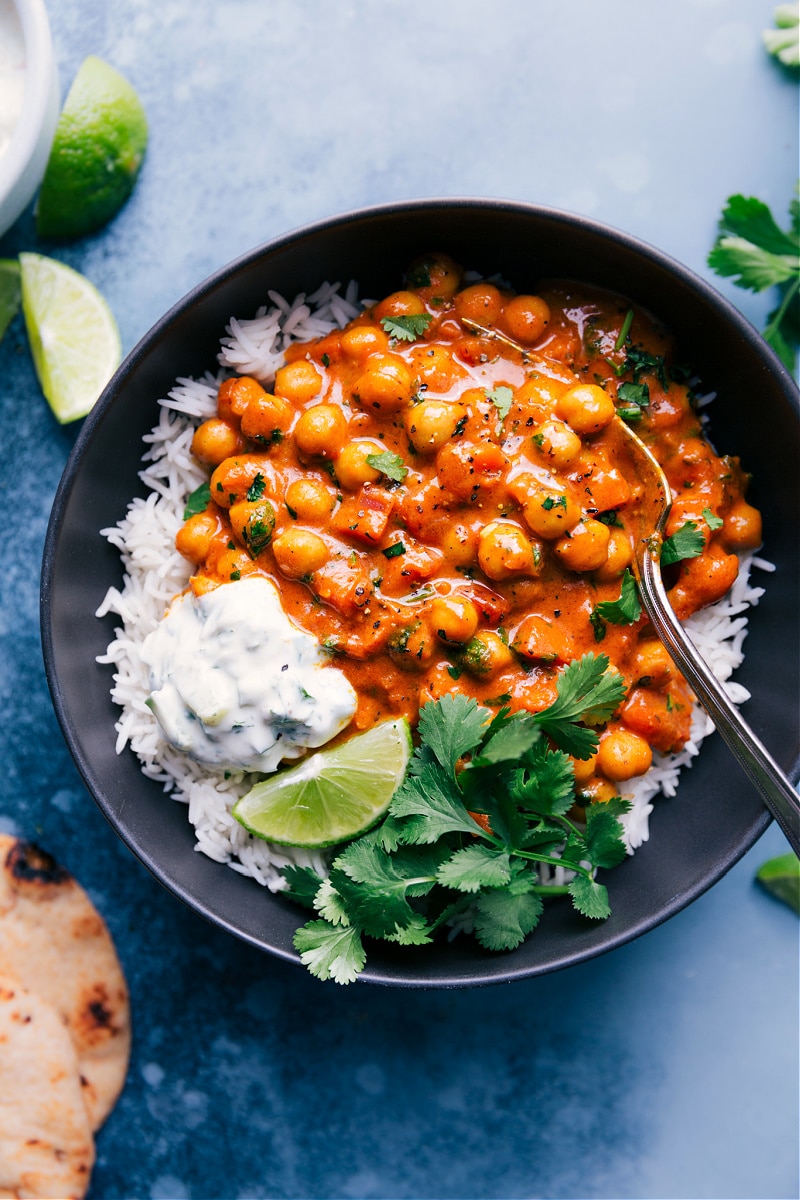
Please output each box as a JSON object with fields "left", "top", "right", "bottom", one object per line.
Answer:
{"left": 661, "top": 520, "right": 705, "bottom": 565}
{"left": 436, "top": 844, "right": 512, "bottom": 893}
{"left": 473, "top": 710, "right": 542, "bottom": 766}
{"left": 281, "top": 863, "right": 323, "bottom": 910}
{"left": 380, "top": 313, "right": 433, "bottom": 342}
{"left": 382, "top": 540, "right": 406, "bottom": 558}
{"left": 584, "top": 803, "right": 628, "bottom": 870}
{"left": 486, "top": 385, "right": 514, "bottom": 424}
{"left": 246, "top": 472, "right": 266, "bottom": 502}
{"left": 183, "top": 481, "right": 211, "bottom": 520}
{"left": 702, "top": 506, "right": 724, "bottom": 531}
{"left": 473, "top": 868, "right": 544, "bottom": 950}
{"left": 755, "top": 852, "right": 800, "bottom": 913}
{"left": 391, "top": 762, "right": 486, "bottom": 844}
{"left": 366, "top": 449, "right": 409, "bottom": 482}
{"left": 535, "top": 653, "right": 627, "bottom": 753}
{"left": 416, "top": 694, "right": 491, "bottom": 775}
{"left": 293, "top": 920, "right": 366, "bottom": 985}
{"left": 507, "top": 740, "right": 576, "bottom": 818}
{"left": 763, "top": 4, "right": 800, "bottom": 67}
{"left": 593, "top": 569, "right": 642, "bottom": 626}
{"left": 568, "top": 873, "right": 611, "bottom": 920}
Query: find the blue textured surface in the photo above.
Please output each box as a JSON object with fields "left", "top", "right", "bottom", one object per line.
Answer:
{"left": 0, "top": 1, "right": 798, "bottom": 1198}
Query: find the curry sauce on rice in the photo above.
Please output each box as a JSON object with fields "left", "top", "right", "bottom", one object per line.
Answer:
{"left": 97, "top": 254, "right": 769, "bottom": 897}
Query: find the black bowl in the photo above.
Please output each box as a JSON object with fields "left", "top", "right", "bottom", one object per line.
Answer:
{"left": 41, "top": 199, "right": 800, "bottom": 987}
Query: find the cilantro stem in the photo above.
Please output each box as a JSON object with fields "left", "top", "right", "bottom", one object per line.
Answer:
{"left": 513, "top": 849, "right": 593, "bottom": 878}
{"left": 764, "top": 275, "right": 800, "bottom": 343}
{"left": 533, "top": 884, "right": 572, "bottom": 896}
{"left": 615, "top": 309, "right": 634, "bottom": 351}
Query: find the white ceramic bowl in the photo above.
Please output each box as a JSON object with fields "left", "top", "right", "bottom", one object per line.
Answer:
{"left": 0, "top": 0, "right": 59, "bottom": 238}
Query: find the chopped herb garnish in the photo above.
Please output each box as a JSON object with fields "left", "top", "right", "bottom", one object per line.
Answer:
{"left": 616, "top": 380, "right": 650, "bottom": 422}
{"left": 597, "top": 510, "right": 624, "bottom": 528}
{"left": 246, "top": 473, "right": 266, "bottom": 502}
{"left": 703, "top": 506, "right": 724, "bottom": 531}
{"left": 542, "top": 495, "right": 567, "bottom": 512}
{"left": 183, "top": 481, "right": 211, "bottom": 520}
{"left": 589, "top": 610, "right": 607, "bottom": 642}
{"left": 592, "top": 569, "right": 642, "bottom": 626}
{"left": 614, "top": 309, "right": 634, "bottom": 351}
{"left": 380, "top": 314, "right": 433, "bottom": 343}
{"left": 285, "top": 656, "right": 629, "bottom": 984}
{"left": 485, "top": 385, "right": 514, "bottom": 426}
{"left": 661, "top": 520, "right": 705, "bottom": 565}
{"left": 366, "top": 450, "right": 409, "bottom": 483}
{"left": 382, "top": 541, "right": 406, "bottom": 559}
{"left": 321, "top": 353, "right": 331, "bottom": 367}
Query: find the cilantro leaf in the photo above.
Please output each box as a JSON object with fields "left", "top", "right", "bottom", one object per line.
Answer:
{"left": 293, "top": 920, "right": 366, "bottom": 984}
{"left": 473, "top": 710, "right": 542, "bottom": 766}
{"left": 507, "top": 740, "right": 576, "bottom": 818}
{"left": 366, "top": 450, "right": 408, "bottom": 483}
{"left": 246, "top": 472, "right": 267, "bottom": 502}
{"left": 380, "top": 313, "right": 433, "bottom": 342}
{"left": 584, "top": 804, "right": 628, "bottom": 870}
{"left": 708, "top": 235, "right": 798, "bottom": 292}
{"left": 281, "top": 863, "right": 323, "bottom": 910}
{"left": 313, "top": 878, "right": 351, "bottom": 926}
{"left": 416, "top": 694, "right": 490, "bottom": 774}
{"left": 330, "top": 842, "right": 440, "bottom": 938}
{"left": 715, "top": 194, "right": 800, "bottom": 257}
{"left": 593, "top": 569, "right": 642, "bottom": 626}
{"left": 763, "top": 6, "right": 800, "bottom": 68}
{"left": 568, "top": 874, "right": 611, "bottom": 920}
{"left": 390, "top": 762, "right": 485, "bottom": 843}
{"left": 183, "top": 481, "right": 211, "bottom": 519}
{"left": 473, "top": 868, "right": 544, "bottom": 950}
{"left": 534, "top": 654, "right": 626, "bottom": 757}
{"left": 703, "top": 506, "right": 724, "bottom": 531}
{"left": 436, "top": 845, "right": 512, "bottom": 893}
{"left": 386, "top": 913, "right": 435, "bottom": 944}
{"left": 486, "top": 385, "right": 514, "bottom": 425}
{"left": 661, "top": 520, "right": 705, "bottom": 565}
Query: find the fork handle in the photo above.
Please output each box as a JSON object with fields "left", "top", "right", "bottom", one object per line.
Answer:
{"left": 643, "top": 556, "right": 800, "bottom": 855}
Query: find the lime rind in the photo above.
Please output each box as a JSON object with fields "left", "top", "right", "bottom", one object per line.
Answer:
{"left": 0, "top": 259, "right": 21, "bottom": 343}
{"left": 233, "top": 719, "right": 412, "bottom": 849}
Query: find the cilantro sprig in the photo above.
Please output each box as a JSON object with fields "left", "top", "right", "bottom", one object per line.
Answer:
{"left": 661, "top": 520, "right": 705, "bottom": 566}
{"left": 365, "top": 449, "right": 408, "bottom": 484}
{"left": 708, "top": 191, "right": 800, "bottom": 371}
{"left": 283, "top": 654, "right": 629, "bottom": 984}
{"left": 380, "top": 313, "right": 433, "bottom": 343}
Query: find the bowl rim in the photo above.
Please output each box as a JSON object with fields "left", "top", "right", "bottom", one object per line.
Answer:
{"left": 0, "top": 0, "right": 59, "bottom": 234}
{"left": 40, "top": 198, "right": 799, "bottom": 987}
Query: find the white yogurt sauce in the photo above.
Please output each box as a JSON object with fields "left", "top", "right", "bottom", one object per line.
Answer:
{"left": 141, "top": 576, "right": 357, "bottom": 772}
{"left": 0, "top": 0, "right": 26, "bottom": 164}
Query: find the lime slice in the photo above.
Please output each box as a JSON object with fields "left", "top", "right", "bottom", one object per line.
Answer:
{"left": 233, "top": 719, "right": 412, "bottom": 848}
{"left": 0, "top": 259, "right": 20, "bottom": 344}
{"left": 19, "top": 252, "right": 121, "bottom": 423}
{"left": 36, "top": 55, "right": 148, "bottom": 240}
{"left": 756, "top": 853, "right": 800, "bottom": 914}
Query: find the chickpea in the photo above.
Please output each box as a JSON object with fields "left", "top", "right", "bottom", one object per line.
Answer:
{"left": 272, "top": 528, "right": 330, "bottom": 578}
{"left": 274, "top": 360, "right": 323, "bottom": 405}
{"left": 355, "top": 354, "right": 414, "bottom": 413}
{"left": 634, "top": 639, "right": 673, "bottom": 686}
{"left": 571, "top": 752, "right": 599, "bottom": 785}
{"left": 240, "top": 391, "right": 294, "bottom": 443}
{"left": 478, "top": 521, "right": 540, "bottom": 581}
{"left": 430, "top": 595, "right": 480, "bottom": 645}
{"left": 439, "top": 519, "right": 481, "bottom": 568}
{"left": 722, "top": 499, "right": 762, "bottom": 552}
{"left": 406, "top": 400, "right": 463, "bottom": 453}
{"left": 598, "top": 726, "right": 653, "bottom": 781}
{"left": 407, "top": 252, "right": 461, "bottom": 302}
{"left": 210, "top": 456, "right": 271, "bottom": 507}
{"left": 554, "top": 519, "right": 611, "bottom": 573}
{"left": 532, "top": 418, "right": 583, "bottom": 469}
{"left": 284, "top": 478, "right": 334, "bottom": 522}
{"left": 340, "top": 324, "right": 390, "bottom": 359}
{"left": 175, "top": 510, "right": 219, "bottom": 565}
{"left": 217, "top": 375, "right": 266, "bottom": 421}
{"left": 335, "top": 440, "right": 383, "bottom": 491}
{"left": 213, "top": 546, "right": 254, "bottom": 583}
{"left": 374, "top": 290, "right": 427, "bottom": 320}
{"left": 461, "top": 631, "right": 514, "bottom": 678}
{"left": 514, "top": 374, "right": 567, "bottom": 412}
{"left": 577, "top": 777, "right": 620, "bottom": 804}
{"left": 437, "top": 440, "right": 508, "bottom": 499}
{"left": 454, "top": 282, "right": 504, "bottom": 328}
{"left": 410, "top": 344, "right": 465, "bottom": 393}
{"left": 501, "top": 294, "right": 551, "bottom": 344}
{"left": 521, "top": 486, "right": 582, "bottom": 540}
{"left": 594, "top": 527, "right": 633, "bottom": 581}
{"left": 191, "top": 418, "right": 246, "bottom": 466}
{"left": 555, "top": 383, "right": 615, "bottom": 435}
{"left": 293, "top": 404, "right": 348, "bottom": 459}
{"left": 229, "top": 498, "right": 277, "bottom": 558}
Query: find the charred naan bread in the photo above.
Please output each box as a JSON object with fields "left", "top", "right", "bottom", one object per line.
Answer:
{"left": 0, "top": 974, "right": 95, "bottom": 1200}
{"left": 0, "top": 836, "right": 131, "bottom": 1131}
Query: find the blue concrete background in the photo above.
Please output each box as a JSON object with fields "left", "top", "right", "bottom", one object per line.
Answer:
{"left": 0, "top": 1, "right": 797, "bottom": 1198}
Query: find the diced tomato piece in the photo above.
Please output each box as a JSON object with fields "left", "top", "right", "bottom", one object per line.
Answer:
{"left": 512, "top": 614, "right": 574, "bottom": 664}
{"left": 313, "top": 557, "right": 373, "bottom": 616}
{"left": 332, "top": 485, "right": 396, "bottom": 545}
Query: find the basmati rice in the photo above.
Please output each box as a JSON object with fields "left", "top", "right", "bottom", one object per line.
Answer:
{"left": 95, "top": 282, "right": 771, "bottom": 893}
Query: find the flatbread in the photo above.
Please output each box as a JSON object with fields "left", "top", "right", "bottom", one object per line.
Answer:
{"left": 0, "top": 836, "right": 131, "bottom": 1131}
{"left": 0, "top": 974, "right": 95, "bottom": 1200}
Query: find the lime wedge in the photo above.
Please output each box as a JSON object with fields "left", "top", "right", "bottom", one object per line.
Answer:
{"left": 233, "top": 719, "right": 412, "bottom": 848}
{"left": 36, "top": 55, "right": 148, "bottom": 240}
{"left": 0, "top": 259, "right": 21, "bottom": 343}
{"left": 756, "top": 852, "right": 800, "bottom": 914}
{"left": 19, "top": 252, "right": 121, "bottom": 423}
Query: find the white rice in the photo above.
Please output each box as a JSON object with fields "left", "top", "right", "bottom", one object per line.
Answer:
{"left": 96, "top": 283, "right": 771, "bottom": 891}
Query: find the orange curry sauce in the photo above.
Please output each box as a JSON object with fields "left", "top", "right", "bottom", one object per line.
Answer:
{"left": 176, "top": 255, "right": 762, "bottom": 800}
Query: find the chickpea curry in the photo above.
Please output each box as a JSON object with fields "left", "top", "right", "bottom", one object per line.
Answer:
{"left": 176, "top": 254, "right": 762, "bottom": 799}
